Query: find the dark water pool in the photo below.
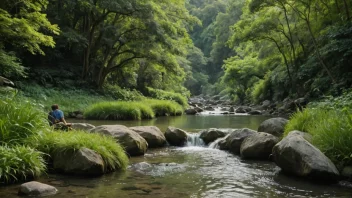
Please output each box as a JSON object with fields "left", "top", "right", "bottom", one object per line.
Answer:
{"left": 1, "top": 114, "right": 352, "bottom": 198}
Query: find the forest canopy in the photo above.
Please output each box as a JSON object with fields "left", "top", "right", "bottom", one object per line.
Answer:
{"left": 1, "top": 0, "right": 352, "bottom": 103}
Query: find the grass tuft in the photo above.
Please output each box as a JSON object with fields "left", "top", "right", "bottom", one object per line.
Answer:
{"left": 0, "top": 145, "right": 46, "bottom": 184}
{"left": 146, "top": 87, "right": 188, "bottom": 107}
{"left": 284, "top": 108, "right": 316, "bottom": 136}
{"left": 0, "top": 97, "right": 49, "bottom": 145}
{"left": 145, "top": 99, "right": 184, "bottom": 116}
{"left": 84, "top": 101, "right": 155, "bottom": 120}
{"left": 28, "top": 131, "right": 129, "bottom": 171}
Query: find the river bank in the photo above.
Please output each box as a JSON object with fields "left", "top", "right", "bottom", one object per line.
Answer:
{"left": 1, "top": 128, "right": 352, "bottom": 197}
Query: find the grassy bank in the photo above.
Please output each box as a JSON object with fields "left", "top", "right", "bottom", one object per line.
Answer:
{"left": 284, "top": 90, "right": 352, "bottom": 167}
{"left": 84, "top": 99, "right": 184, "bottom": 120}
{"left": 84, "top": 101, "right": 155, "bottom": 120}
{"left": 28, "top": 131, "right": 129, "bottom": 171}
{"left": 0, "top": 95, "right": 129, "bottom": 184}
{"left": 17, "top": 83, "right": 146, "bottom": 116}
{"left": 18, "top": 83, "right": 114, "bottom": 115}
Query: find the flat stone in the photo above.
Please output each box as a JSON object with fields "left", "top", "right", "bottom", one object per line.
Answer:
{"left": 19, "top": 181, "right": 57, "bottom": 196}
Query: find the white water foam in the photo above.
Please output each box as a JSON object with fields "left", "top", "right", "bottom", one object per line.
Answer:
{"left": 208, "top": 134, "right": 229, "bottom": 149}
{"left": 186, "top": 133, "right": 205, "bottom": 147}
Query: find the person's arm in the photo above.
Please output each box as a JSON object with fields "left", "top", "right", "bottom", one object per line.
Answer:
{"left": 61, "top": 117, "right": 68, "bottom": 125}
{"left": 58, "top": 110, "right": 67, "bottom": 125}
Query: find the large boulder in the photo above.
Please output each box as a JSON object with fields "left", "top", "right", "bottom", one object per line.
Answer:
{"left": 129, "top": 126, "right": 166, "bottom": 148}
{"left": 71, "top": 123, "right": 95, "bottom": 131}
{"left": 53, "top": 147, "right": 105, "bottom": 176}
{"left": 185, "top": 106, "right": 203, "bottom": 115}
{"left": 262, "top": 100, "right": 271, "bottom": 109}
{"left": 272, "top": 131, "right": 340, "bottom": 181}
{"left": 287, "top": 130, "right": 313, "bottom": 142}
{"left": 225, "top": 128, "right": 257, "bottom": 154}
{"left": 258, "top": 117, "right": 288, "bottom": 137}
{"left": 294, "top": 98, "right": 308, "bottom": 110}
{"left": 248, "top": 110, "right": 262, "bottom": 115}
{"left": 200, "top": 128, "right": 234, "bottom": 145}
{"left": 185, "top": 108, "right": 197, "bottom": 115}
{"left": 165, "top": 127, "right": 188, "bottom": 146}
{"left": 240, "top": 132, "right": 279, "bottom": 160}
{"left": 91, "top": 125, "right": 148, "bottom": 156}
{"left": 19, "top": 181, "right": 57, "bottom": 196}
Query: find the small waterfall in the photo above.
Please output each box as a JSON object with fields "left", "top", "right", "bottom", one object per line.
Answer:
{"left": 186, "top": 133, "right": 205, "bottom": 147}
{"left": 208, "top": 134, "right": 229, "bottom": 149}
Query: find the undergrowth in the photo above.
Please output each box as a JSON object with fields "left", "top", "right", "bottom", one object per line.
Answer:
{"left": 285, "top": 89, "right": 352, "bottom": 166}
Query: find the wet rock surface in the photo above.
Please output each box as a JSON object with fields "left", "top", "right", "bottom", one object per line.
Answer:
{"left": 130, "top": 126, "right": 166, "bottom": 148}
{"left": 258, "top": 117, "right": 288, "bottom": 137}
{"left": 165, "top": 127, "right": 188, "bottom": 146}
{"left": 91, "top": 125, "right": 148, "bottom": 156}
{"left": 272, "top": 131, "right": 340, "bottom": 182}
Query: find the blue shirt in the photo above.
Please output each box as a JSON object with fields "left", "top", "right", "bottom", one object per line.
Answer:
{"left": 52, "top": 109, "right": 64, "bottom": 120}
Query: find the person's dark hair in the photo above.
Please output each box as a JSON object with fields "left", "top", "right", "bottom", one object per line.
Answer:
{"left": 51, "top": 104, "right": 59, "bottom": 110}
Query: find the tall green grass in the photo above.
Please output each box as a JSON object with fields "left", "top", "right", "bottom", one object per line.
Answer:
{"left": 0, "top": 98, "right": 49, "bottom": 145}
{"left": 285, "top": 107, "right": 352, "bottom": 166}
{"left": 28, "top": 131, "right": 129, "bottom": 171}
{"left": 145, "top": 99, "right": 183, "bottom": 116}
{"left": 84, "top": 101, "right": 155, "bottom": 120}
{"left": 284, "top": 108, "right": 317, "bottom": 136}
{"left": 0, "top": 145, "right": 46, "bottom": 184}
{"left": 18, "top": 83, "right": 113, "bottom": 115}
{"left": 146, "top": 87, "right": 188, "bottom": 107}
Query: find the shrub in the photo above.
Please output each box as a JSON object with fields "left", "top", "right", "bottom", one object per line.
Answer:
{"left": 28, "top": 131, "right": 129, "bottom": 171}
{"left": 146, "top": 87, "right": 188, "bottom": 107}
{"left": 0, "top": 97, "right": 49, "bottom": 145}
{"left": 251, "top": 72, "right": 271, "bottom": 104}
{"left": 84, "top": 101, "right": 155, "bottom": 120}
{"left": 0, "top": 145, "right": 46, "bottom": 184}
{"left": 144, "top": 99, "right": 184, "bottom": 116}
{"left": 103, "top": 84, "right": 145, "bottom": 101}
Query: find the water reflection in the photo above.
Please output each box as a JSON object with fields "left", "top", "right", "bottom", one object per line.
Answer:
{"left": 70, "top": 114, "right": 272, "bottom": 132}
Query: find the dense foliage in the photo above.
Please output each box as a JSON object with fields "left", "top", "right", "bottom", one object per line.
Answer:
{"left": 0, "top": 145, "right": 46, "bottom": 184}
{"left": 222, "top": 0, "right": 352, "bottom": 103}
{"left": 184, "top": 0, "right": 352, "bottom": 102}
{"left": 0, "top": 0, "right": 202, "bottom": 98}
{"left": 0, "top": 98, "right": 49, "bottom": 145}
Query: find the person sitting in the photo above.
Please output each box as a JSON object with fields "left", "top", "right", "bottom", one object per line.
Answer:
{"left": 48, "top": 104, "right": 71, "bottom": 130}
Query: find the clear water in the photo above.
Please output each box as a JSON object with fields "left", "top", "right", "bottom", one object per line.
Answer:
{"left": 1, "top": 114, "right": 352, "bottom": 198}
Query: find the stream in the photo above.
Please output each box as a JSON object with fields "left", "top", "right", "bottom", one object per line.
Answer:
{"left": 1, "top": 114, "right": 352, "bottom": 197}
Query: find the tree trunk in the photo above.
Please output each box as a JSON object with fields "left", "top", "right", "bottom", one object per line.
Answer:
{"left": 343, "top": 0, "right": 351, "bottom": 21}
{"left": 267, "top": 37, "right": 294, "bottom": 92}
{"left": 305, "top": 17, "right": 336, "bottom": 83}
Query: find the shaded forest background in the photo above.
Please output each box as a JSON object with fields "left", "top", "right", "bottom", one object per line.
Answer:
{"left": 1, "top": 0, "right": 352, "bottom": 104}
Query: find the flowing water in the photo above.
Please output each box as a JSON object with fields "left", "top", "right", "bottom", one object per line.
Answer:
{"left": 1, "top": 114, "right": 352, "bottom": 198}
